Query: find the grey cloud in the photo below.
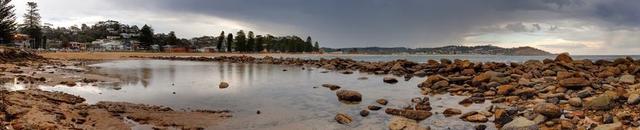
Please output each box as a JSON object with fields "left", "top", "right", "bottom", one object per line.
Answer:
{"left": 505, "top": 23, "right": 531, "bottom": 32}
{"left": 538, "top": 43, "right": 587, "bottom": 49}
{"left": 532, "top": 24, "right": 542, "bottom": 31}
{"left": 592, "top": 0, "right": 640, "bottom": 27}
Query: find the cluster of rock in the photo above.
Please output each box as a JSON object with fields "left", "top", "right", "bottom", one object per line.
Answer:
{"left": 146, "top": 53, "right": 640, "bottom": 129}
{"left": 0, "top": 89, "right": 231, "bottom": 129}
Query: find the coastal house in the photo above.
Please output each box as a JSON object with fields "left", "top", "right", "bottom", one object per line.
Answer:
{"left": 162, "top": 45, "right": 190, "bottom": 53}
{"left": 198, "top": 47, "right": 217, "bottom": 53}
{"left": 11, "top": 34, "right": 31, "bottom": 48}
{"left": 91, "top": 39, "right": 124, "bottom": 51}
{"left": 69, "top": 42, "right": 86, "bottom": 50}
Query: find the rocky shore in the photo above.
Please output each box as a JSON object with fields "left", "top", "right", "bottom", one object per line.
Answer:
{"left": 0, "top": 48, "right": 231, "bottom": 130}
{"left": 144, "top": 53, "right": 640, "bottom": 129}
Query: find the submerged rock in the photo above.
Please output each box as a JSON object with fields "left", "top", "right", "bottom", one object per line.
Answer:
{"left": 360, "top": 110, "right": 370, "bottom": 117}
{"left": 335, "top": 113, "right": 353, "bottom": 124}
{"left": 388, "top": 117, "right": 428, "bottom": 130}
{"left": 322, "top": 84, "right": 341, "bottom": 91}
{"left": 368, "top": 105, "right": 382, "bottom": 111}
{"left": 465, "top": 114, "right": 488, "bottom": 123}
{"left": 385, "top": 108, "right": 432, "bottom": 121}
{"left": 443, "top": 108, "right": 462, "bottom": 117}
{"left": 376, "top": 99, "right": 388, "bottom": 105}
{"left": 219, "top": 82, "right": 229, "bottom": 89}
{"left": 336, "top": 90, "right": 362, "bottom": 102}
{"left": 383, "top": 77, "right": 399, "bottom": 84}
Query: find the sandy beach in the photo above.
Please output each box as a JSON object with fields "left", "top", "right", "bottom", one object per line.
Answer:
{"left": 38, "top": 52, "right": 355, "bottom": 60}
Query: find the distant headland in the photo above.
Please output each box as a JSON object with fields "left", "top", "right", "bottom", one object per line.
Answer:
{"left": 321, "top": 45, "right": 552, "bottom": 55}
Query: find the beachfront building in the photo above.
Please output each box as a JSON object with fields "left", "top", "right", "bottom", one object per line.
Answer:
{"left": 69, "top": 42, "right": 86, "bottom": 50}
{"left": 11, "top": 34, "right": 31, "bottom": 48}
{"left": 91, "top": 39, "right": 124, "bottom": 51}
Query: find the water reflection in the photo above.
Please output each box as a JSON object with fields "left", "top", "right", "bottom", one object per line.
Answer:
{"left": 41, "top": 60, "right": 496, "bottom": 130}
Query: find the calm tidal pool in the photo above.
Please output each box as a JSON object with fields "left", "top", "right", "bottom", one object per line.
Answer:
{"left": 40, "top": 60, "right": 495, "bottom": 129}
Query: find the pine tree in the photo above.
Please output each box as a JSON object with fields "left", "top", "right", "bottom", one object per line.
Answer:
{"left": 226, "top": 33, "right": 233, "bottom": 52}
{"left": 167, "top": 31, "right": 177, "bottom": 45}
{"left": 138, "top": 24, "right": 154, "bottom": 50}
{"left": 314, "top": 41, "right": 320, "bottom": 52}
{"left": 21, "top": 2, "right": 42, "bottom": 49}
{"left": 234, "top": 30, "right": 246, "bottom": 52}
{"left": 305, "top": 36, "right": 313, "bottom": 52}
{"left": 0, "top": 0, "right": 16, "bottom": 44}
{"left": 255, "top": 35, "right": 264, "bottom": 52}
{"left": 247, "top": 31, "right": 255, "bottom": 52}
{"left": 217, "top": 31, "right": 224, "bottom": 52}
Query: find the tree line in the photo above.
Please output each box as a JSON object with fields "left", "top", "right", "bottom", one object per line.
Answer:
{"left": 0, "top": 0, "right": 321, "bottom": 53}
{"left": 0, "top": 0, "right": 44, "bottom": 48}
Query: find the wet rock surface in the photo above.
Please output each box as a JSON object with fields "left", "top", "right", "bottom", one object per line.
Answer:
{"left": 0, "top": 90, "right": 230, "bottom": 129}
{"left": 336, "top": 90, "right": 362, "bottom": 102}
{"left": 335, "top": 113, "right": 352, "bottom": 124}
{"left": 219, "top": 82, "right": 229, "bottom": 89}
{"left": 385, "top": 108, "right": 433, "bottom": 121}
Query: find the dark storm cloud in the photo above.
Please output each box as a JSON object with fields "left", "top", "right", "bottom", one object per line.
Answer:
{"left": 78, "top": 0, "right": 638, "bottom": 49}
{"left": 592, "top": 0, "right": 640, "bottom": 27}
{"left": 98, "top": 0, "right": 597, "bottom": 47}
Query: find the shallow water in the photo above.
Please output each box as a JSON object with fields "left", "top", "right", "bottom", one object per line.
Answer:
{"left": 36, "top": 60, "right": 497, "bottom": 130}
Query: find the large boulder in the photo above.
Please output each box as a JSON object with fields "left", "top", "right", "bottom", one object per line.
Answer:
{"left": 569, "top": 98, "right": 583, "bottom": 107}
{"left": 556, "top": 71, "right": 573, "bottom": 80}
{"left": 593, "top": 122, "right": 622, "bottom": 130}
{"left": 335, "top": 113, "right": 352, "bottom": 124}
{"left": 620, "top": 74, "right": 636, "bottom": 84}
{"left": 336, "top": 90, "right": 362, "bottom": 102}
{"left": 497, "top": 85, "right": 515, "bottom": 95}
{"left": 559, "top": 77, "right": 590, "bottom": 89}
{"left": 533, "top": 103, "right": 562, "bottom": 118}
{"left": 376, "top": 99, "right": 388, "bottom": 105}
{"left": 628, "top": 93, "right": 640, "bottom": 105}
{"left": 219, "top": 82, "right": 229, "bottom": 89}
{"left": 465, "top": 114, "right": 488, "bottom": 123}
{"left": 555, "top": 53, "right": 573, "bottom": 63}
{"left": 383, "top": 77, "right": 399, "bottom": 84}
{"left": 501, "top": 117, "right": 538, "bottom": 130}
{"left": 385, "top": 108, "right": 432, "bottom": 121}
{"left": 443, "top": 108, "right": 462, "bottom": 117}
{"left": 472, "top": 71, "right": 497, "bottom": 85}
{"left": 585, "top": 94, "right": 612, "bottom": 110}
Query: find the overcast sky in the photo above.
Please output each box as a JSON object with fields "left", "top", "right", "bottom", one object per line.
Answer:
{"left": 12, "top": 0, "right": 640, "bottom": 54}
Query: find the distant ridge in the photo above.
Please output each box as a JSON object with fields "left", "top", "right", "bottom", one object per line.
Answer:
{"left": 322, "top": 45, "right": 552, "bottom": 55}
